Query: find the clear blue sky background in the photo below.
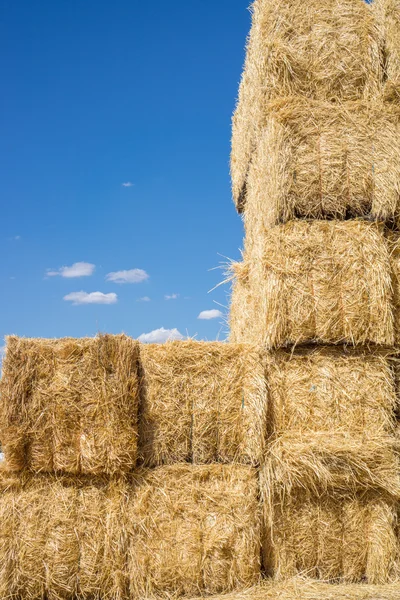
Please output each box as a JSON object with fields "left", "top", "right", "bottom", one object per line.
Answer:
{"left": 0, "top": 0, "right": 250, "bottom": 345}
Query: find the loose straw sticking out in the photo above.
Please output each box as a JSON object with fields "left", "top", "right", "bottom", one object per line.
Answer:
{"left": 0, "top": 465, "right": 261, "bottom": 600}
{"left": 243, "top": 99, "right": 400, "bottom": 229}
{"left": 0, "top": 334, "right": 140, "bottom": 476}
{"left": 138, "top": 341, "right": 267, "bottom": 467}
{"left": 190, "top": 579, "right": 400, "bottom": 600}
{"left": 230, "top": 220, "right": 395, "bottom": 349}
{"left": 374, "top": 0, "right": 400, "bottom": 102}
{"left": 231, "top": 0, "right": 382, "bottom": 208}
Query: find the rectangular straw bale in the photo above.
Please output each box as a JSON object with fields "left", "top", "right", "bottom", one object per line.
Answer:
{"left": 374, "top": 0, "right": 400, "bottom": 102}
{"left": 0, "top": 334, "right": 139, "bottom": 475}
{"left": 267, "top": 348, "right": 397, "bottom": 437}
{"left": 262, "top": 484, "right": 398, "bottom": 584}
{"left": 243, "top": 99, "right": 400, "bottom": 229}
{"left": 189, "top": 579, "right": 400, "bottom": 600}
{"left": 138, "top": 341, "right": 267, "bottom": 466}
{"left": 231, "top": 0, "right": 383, "bottom": 209}
{"left": 230, "top": 220, "right": 394, "bottom": 348}
{"left": 0, "top": 465, "right": 260, "bottom": 600}
{"left": 127, "top": 464, "right": 261, "bottom": 598}
{"left": 263, "top": 347, "right": 400, "bottom": 497}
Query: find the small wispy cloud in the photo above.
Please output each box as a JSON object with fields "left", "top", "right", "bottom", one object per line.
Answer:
{"left": 63, "top": 291, "right": 117, "bottom": 306}
{"left": 165, "top": 293, "right": 179, "bottom": 300}
{"left": 47, "top": 262, "right": 95, "bottom": 278}
{"left": 138, "top": 327, "right": 184, "bottom": 343}
{"left": 106, "top": 269, "right": 149, "bottom": 284}
{"left": 122, "top": 182, "right": 134, "bottom": 188}
{"left": 198, "top": 309, "right": 223, "bottom": 320}
{"left": 137, "top": 296, "right": 151, "bottom": 302}
{"left": 14, "top": 235, "right": 21, "bottom": 241}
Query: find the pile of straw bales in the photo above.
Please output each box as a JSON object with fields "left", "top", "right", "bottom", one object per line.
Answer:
{"left": 0, "top": 466, "right": 260, "bottom": 600}
{"left": 229, "top": 0, "right": 400, "bottom": 595}
{"left": 2, "top": 0, "right": 400, "bottom": 599}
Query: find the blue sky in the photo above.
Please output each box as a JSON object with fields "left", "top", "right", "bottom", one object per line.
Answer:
{"left": 0, "top": 0, "right": 250, "bottom": 345}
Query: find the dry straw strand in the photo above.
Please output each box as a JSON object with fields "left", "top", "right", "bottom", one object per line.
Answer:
{"left": 138, "top": 341, "right": 267, "bottom": 467}
{"left": 231, "top": 0, "right": 383, "bottom": 208}
{"left": 0, "top": 334, "right": 140, "bottom": 476}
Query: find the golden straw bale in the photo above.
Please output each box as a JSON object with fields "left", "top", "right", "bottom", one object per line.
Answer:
{"left": 0, "top": 466, "right": 260, "bottom": 600}
{"left": 190, "top": 579, "right": 400, "bottom": 600}
{"left": 267, "top": 348, "right": 397, "bottom": 439}
{"left": 0, "top": 334, "right": 139, "bottom": 475}
{"left": 261, "top": 483, "right": 398, "bottom": 584}
{"left": 138, "top": 341, "right": 267, "bottom": 466}
{"left": 127, "top": 465, "right": 261, "bottom": 598}
{"left": 231, "top": 0, "right": 383, "bottom": 208}
{"left": 230, "top": 220, "right": 395, "bottom": 348}
{"left": 374, "top": 0, "right": 400, "bottom": 102}
{"left": 243, "top": 99, "right": 400, "bottom": 226}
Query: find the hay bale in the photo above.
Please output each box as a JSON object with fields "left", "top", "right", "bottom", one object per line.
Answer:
{"left": 230, "top": 220, "right": 395, "bottom": 348}
{"left": 0, "top": 334, "right": 139, "bottom": 475}
{"left": 243, "top": 99, "right": 400, "bottom": 227}
{"left": 127, "top": 464, "right": 261, "bottom": 598}
{"left": 374, "top": 0, "right": 400, "bottom": 102}
{"left": 231, "top": 0, "right": 383, "bottom": 208}
{"left": 138, "top": 341, "right": 267, "bottom": 466}
{"left": 0, "top": 465, "right": 260, "bottom": 599}
{"left": 267, "top": 348, "right": 397, "bottom": 439}
{"left": 190, "top": 579, "right": 400, "bottom": 600}
{"left": 262, "top": 484, "right": 398, "bottom": 584}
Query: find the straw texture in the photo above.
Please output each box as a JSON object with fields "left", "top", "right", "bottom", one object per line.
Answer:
{"left": 0, "top": 465, "right": 260, "bottom": 600}
{"left": 138, "top": 341, "right": 267, "bottom": 466}
{"left": 231, "top": 0, "right": 382, "bottom": 208}
{"left": 230, "top": 220, "right": 395, "bottom": 348}
{"left": 261, "top": 486, "right": 399, "bottom": 584}
{"left": 243, "top": 99, "right": 400, "bottom": 226}
{"left": 264, "top": 348, "right": 400, "bottom": 497}
{"left": 375, "top": 0, "right": 400, "bottom": 101}
{"left": 0, "top": 335, "right": 139, "bottom": 475}
{"left": 190, "top": 579, "right": 400, "bottom": 600}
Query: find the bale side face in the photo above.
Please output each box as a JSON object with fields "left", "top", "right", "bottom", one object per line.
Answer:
{"left": 0, "top": 466, "right": 261, "bottom": 599}
{"left": 0, "top": 334, "right": 140, "bottom": 476}
{"left": 231, "top": 0, "right": 383, "bottom": 209}
{"left": 233, "top": 221, "right": 395, "bottom": 348}
{"left": 138, "top": 341, "right": 267, "bottom": 466}
{"left": 262, "top": 485, "right": 398, "bottom": 585}
{"left": 243, "top": 100, "right": 400, "bottom": 230}
{"left": 263, "top": 348, "right": 400, "bottom": 497}
{"left": 374, "top": 0, "right": 400, "bottom": 101}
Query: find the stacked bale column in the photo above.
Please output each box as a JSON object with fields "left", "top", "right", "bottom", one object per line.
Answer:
{"left": 230, "top": 0, "right": 400, "bottom": 585}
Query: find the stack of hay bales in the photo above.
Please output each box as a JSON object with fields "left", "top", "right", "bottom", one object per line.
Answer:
{"left": 0, "top": 336, "right": 264, "bottom": 599}
{"left": 230, "top": 0, "right": 400, "bottom": 590}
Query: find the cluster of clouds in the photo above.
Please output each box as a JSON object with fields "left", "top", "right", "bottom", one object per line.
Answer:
{"left": 45, "top": 261, "right": 224, "bottom": 344}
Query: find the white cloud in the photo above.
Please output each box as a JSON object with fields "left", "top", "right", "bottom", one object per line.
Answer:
{"left": 14, "top": 235, "right": 21, "bottom": 241}
{"left": 63, "top": 291, "right": 117, "bottom": 306}
{"left": 137, "top": 296, "right": 151, "bottom": 302}
{"left": 138, "top": 327, "right": 184, "bottom": 343}
{"left": 47, "top": 262, "right": 95, "bottom": 278}
{"left": 165, "top": 293, "right": 179, "bottom": 300}
{"left": 198, "top": 309, "right": 223, "bottom": 320}
{"left": 106, "top": 269, "right": 149, "bottom": 284}
{"left": 122, "top": 182, "right": 133, "bottom": 187}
